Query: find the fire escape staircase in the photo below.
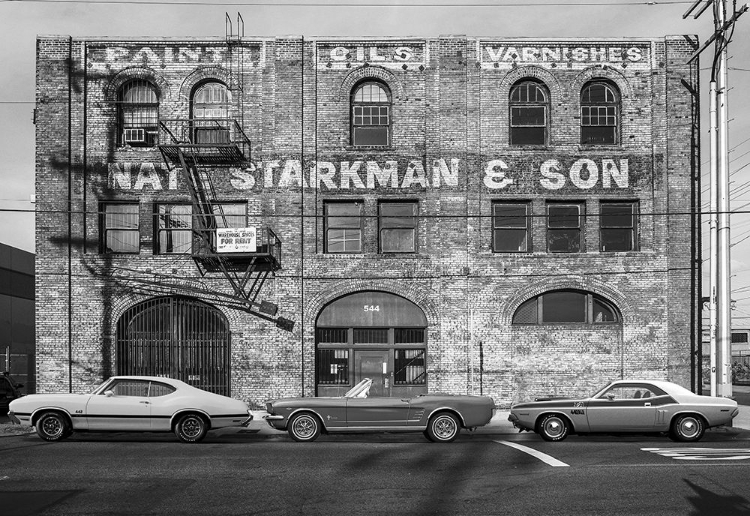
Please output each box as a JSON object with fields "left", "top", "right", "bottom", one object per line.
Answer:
{"left": 158, "top": 119, "right": 292, "bottom": 330}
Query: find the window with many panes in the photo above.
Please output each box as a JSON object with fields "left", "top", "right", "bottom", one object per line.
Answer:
{"left": 118, "top": 80, "right": 158, "bottom": 147}
{"left": 379, "top": 202, "right": 417, "bottom": 253}
{"left": 581, "top": 81, "right": 620, "bottom": 145}
{"left": 600, "top": 201, "right": 637, "bottom": 252}
{"left": 510, "top": 80, "right": 549, "bottom": 145}
{"left": 101, "top": 203, "right": 139, "bottom": 254}
{"left": 191, "top": 81, "right": 230, "bottom": 144}
{"left": 325, "top": 202, "right": 362, "bottom": 253}
{"left": 492, "top": 202, "right": 530, "bottom": 252}
{"left": 352, "top": 81, "right": 391, "bottom": 147}
{"left": 547, "top": 203, "right": 583, "bottom": 253}
{"left": 155, "top": 204, "right": 193, "bottom": 254}
{"left": 512, "top": 290, "right": 620, "bottom": 324}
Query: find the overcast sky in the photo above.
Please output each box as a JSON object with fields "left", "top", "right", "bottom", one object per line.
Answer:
{"left": 1, "top": 0, "right": 749, "bottom": 321}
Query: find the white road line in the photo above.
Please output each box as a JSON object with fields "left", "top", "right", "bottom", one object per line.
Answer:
{"left": 494, "top": 440, "right": 570, "bottom": 467}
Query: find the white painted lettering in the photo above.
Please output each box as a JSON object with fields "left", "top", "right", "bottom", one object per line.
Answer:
{"left": 483, "top": 160, "right": 514, "bottom": 189}
{"left": 540, "top": 160, "right": 566, "bottom": 190}
{"left": 264, "top": 160, "right": 280, "bottom": 188}
{"left": 569, "top": 159, "right": 599, "bottom": 189}
{"left": 278, "top": 160, "right": 307, "bottom": 188}
{"left": 108, "top": 163, "right": 132, "bottom": 189}
{"left": 367, "top": 161, "right": 398, "bottom": 188}
{"left": 340, "top": 161, "right": 365, "bottom": 189}
{"left": 602, "top": 159, "right": 629, "bottom": 188}
{"left": 311, "top": 161, "right": 337, "bottom": 190}
{"left": 401, "top": 161, "right": 428, "bottom": 188}
{"left": 133, "top": 163, "right": 162, "bottom": 190}
{"left": 432, "top": 158, "right": 459, "bottom": 187}
{"left": 230, "top": 165, "right": 256, "bottom": 190}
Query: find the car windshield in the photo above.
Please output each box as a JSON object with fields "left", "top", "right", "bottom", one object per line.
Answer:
{"left": 344, "top": 378, "right": 372, "bottom": 398}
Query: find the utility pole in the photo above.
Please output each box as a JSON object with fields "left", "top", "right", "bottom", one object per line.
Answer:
{"left": 686, "top": 0, "right": 748, "bottom": 398}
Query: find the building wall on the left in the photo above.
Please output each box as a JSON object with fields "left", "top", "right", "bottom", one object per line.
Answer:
{"left": 0, "top": 243, "right": 35, "bottom": 393}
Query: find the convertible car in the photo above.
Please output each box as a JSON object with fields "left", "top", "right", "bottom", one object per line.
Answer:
{"left": 264, "top": 378, "right": 495, "bottom": 443}
{"left": 8, "top": 376, "right": 252, "bottom": 443}
{"left": 508, "top": 379, "right": 739, "bottom": 442}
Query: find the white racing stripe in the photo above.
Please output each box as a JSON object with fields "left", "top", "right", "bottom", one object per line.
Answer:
{"left": 495, "top": 440, "right": 570, "bottom": 467}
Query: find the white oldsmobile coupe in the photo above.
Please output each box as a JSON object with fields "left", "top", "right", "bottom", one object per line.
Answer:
{"left": 8, "top": 376, "right": 252, "bottom": 443}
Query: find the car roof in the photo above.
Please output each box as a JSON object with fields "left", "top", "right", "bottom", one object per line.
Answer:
{"left": 109, "top": 375, "right": 188, "bottom": 386}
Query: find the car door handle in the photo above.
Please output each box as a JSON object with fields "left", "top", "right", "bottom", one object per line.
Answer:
{"left": 644, "top": 402, "right": 651, "bottom": 407}
{"left": 139, "top": 401, "right": 150, "bottom": 404}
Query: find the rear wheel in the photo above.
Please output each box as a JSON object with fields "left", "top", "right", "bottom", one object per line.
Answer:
{"left": 35, "top": 412, "right": 70, "bottom": 442}
{"left": 538, "top": 414, "right": 570, "bottom": 442}
{"left": 174, "top": 413, "right": 208, "bottom": 443}
{"left": 288, "top": 412, "right": 321, "bottom": 442}
{"left": 426, "top": 412, "right": 460, "bottom": 443}
{"left": 670, "top": 414, "right": 705, "bottom": 442}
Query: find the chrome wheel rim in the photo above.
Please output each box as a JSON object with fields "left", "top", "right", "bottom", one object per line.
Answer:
{"left": 433, "top": 416, "right": 457, "bottom": 440}
{"left": 293, "top": 416, "right": 316, "bottom": 439}
{"left": 42, "top": 416, "right": 63, "bottom": 438}
{"left": 543, "top": 417, "right": 564, "bottom": 438}
{"left": 679, "top": 418, "right": 700, "bottom": 439}
{"left": 182, "top": 417, "right": 202, "bottom": 439}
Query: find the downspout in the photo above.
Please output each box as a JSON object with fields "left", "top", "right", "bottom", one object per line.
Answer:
{"left": 67, "top": 36, "right": 73, "bottom": 393}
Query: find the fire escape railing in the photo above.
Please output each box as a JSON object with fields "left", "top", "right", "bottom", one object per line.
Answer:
{"left": 157, "top": 119, "right": 292, "bottom": 331}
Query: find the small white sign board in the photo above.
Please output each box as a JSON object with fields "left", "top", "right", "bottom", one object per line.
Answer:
{"left": 216, "top": 227, "right": 257, "bottom": 253}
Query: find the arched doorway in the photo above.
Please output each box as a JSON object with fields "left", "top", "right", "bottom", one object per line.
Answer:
{"left": 316, "top": 291, "right": 428, "bottom": 397}
{"left": 116, "top": 296, "right": 231, "bottom": 395}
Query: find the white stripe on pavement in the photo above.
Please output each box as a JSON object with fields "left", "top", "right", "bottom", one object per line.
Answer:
{"left": 494, "top": 440, "right": 569, "bottom": 467}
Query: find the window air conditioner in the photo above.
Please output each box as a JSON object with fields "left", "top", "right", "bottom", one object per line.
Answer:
{"left": 124, "top": 128, "right": 146, "bottom": 143}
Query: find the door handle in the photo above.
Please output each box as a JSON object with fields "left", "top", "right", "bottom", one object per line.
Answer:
{"left": 139, "top": 401, "right": 150, "bottom": 404}
{"left": 644, "top": 402, "right": 651, "bottom": 407}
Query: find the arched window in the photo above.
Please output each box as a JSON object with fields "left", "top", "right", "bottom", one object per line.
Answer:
{"left": 118, "top": 79, "right": 158, "bottom": 146}
{"left": 116, "top": 296, "right": 231, "bottom": 395}
{"left": 351, "top": 81, "right": 391, "bottom": 147}
{"left": 191, "top": 81, "right": 230, "bottom": 143}
{"left": 513, "top": 290, "right": 620, "bottom": 324}
{"left": 509, "top": 80, "right": 549, "bottom": 146}
{"left": 581, "top": 81, "right": 620, "bottom": 145}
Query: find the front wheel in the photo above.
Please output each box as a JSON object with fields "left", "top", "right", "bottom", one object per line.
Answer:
{"left": 538, "top": 414, "right": 570, "bottom": 442}
{"left": 174, "top": 414, "right": 208, "bottom": 443}
{"left": 35, "top": 412, "right": 71, "bottom": 442}
{"left": 670, "top": 414, "right": 705, "bottom": 442}
{"left": 426, "top": 412, "right": 460, "bottom": 443}
{"left": 288, "top": 412, "right": 321, "bottom": 442}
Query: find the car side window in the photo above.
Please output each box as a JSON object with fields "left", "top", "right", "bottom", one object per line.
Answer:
{"left": 108, "top": 380, "right": 150, "bottom": 397}
{"left": 148, "top": 382, "right": 176, "bottom": 397}
{"left": 599, "top": 384, "right": 667, "bottom": 400}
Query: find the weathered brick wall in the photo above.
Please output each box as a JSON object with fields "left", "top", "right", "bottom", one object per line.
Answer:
{"left": 35, "top": 35, "right": 700, "bottom": 407}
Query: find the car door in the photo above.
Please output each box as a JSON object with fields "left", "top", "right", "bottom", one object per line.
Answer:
{"left": 346, "top": 397, "right": 410, "bottom": 428}
{"left": 142, "top": 381, "right": 178, "bottom": 431}
{"left": 585, "top": 383, "right": 657, "bottom": 431}
{"left": 85, "top": 379, "right": 151, "bottom": 430}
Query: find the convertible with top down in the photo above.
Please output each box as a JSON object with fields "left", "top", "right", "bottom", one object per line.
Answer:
{"left": 265, "top": 378, "right": 495, "bottom": 443}
{"left": 508, "top": 379, "right": 739, "bottom": 442}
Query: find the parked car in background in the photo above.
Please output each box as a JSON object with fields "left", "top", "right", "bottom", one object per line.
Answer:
{"left": 9, "top": 376, "right": 251, "bottom": 443}
{"left": 0, "top": 372, "right": 24, "bottom": 415}
{"left": 265, "top": 378, "right": 495, "bottom": 443}
{"left": 508, "top": 379, "right": 739, "bottom": 442}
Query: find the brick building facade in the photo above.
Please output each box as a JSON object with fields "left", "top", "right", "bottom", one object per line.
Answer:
{"left": 35, "top": 34, "right": 701, "bottom": 407}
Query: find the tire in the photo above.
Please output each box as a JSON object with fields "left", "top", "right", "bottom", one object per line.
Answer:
{"left": 538, "top": 414, "right": 570, "bottom": 442}
{"left": 670, "top": 414, "right": 705, "bottom": 442}
{"left": 426, "top": 412, "right": 460, "bottom": 443}
{"left": 174, "top": 413, "right": 208, "bottom": 443}
{"left": 35, "top": 411, "right": 70, "bottom": 442}
{"left": 288, "top": 412, "right": 321, "bottom": 442}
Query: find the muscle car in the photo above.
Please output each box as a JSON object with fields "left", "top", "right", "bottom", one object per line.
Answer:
{"left": 8, "top": 376, "right": 252, "bottom": 443}
{"left": 264, "top": 378, "right": 495, "bottom": 443}
{"left": 508, "top": 379, "right": 739, "bottom": 442}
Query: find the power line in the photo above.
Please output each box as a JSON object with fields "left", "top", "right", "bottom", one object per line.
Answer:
{"left": 0, "top": 0, "right": 696, "bottom": 6}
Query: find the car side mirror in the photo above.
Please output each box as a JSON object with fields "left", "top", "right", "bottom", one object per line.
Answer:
{"left": 104, "top": 390, "right": 114, "bottom": 397}
{"left": 606, "top": 393, "right": 615, "bottom": 401}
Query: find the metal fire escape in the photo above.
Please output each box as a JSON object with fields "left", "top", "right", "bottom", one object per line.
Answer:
{"left": 157, "top": 15, "right": 292, "bottom": 330}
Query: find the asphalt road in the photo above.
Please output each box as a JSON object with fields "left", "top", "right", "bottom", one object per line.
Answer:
{"left": 2, "top": 428, "right": 750, "bottom": 516}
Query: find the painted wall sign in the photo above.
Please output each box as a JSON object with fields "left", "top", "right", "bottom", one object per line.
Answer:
{"left": 318, "top": 42, "right": 426, "bottom": 69}
{"left": 216, "top": 227, "right": 257, "bottom": 253}
{"left": 479, "top": 42, "right": 649, "bottom": 70}
{"left": 88, "top": 43, "right": 264, "bottom": 70}
{"left": 108, "top": 157, "right": 633, "bottom": 192}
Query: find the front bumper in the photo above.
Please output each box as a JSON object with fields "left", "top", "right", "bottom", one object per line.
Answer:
{"left": 263, "top": 414, "right": 285, "bottom": 430}
{"left": 7, "top": 411, "right": 22, "bottom": 425}
{"left": 240, "top": 412, "right": 254, "bottom": 427}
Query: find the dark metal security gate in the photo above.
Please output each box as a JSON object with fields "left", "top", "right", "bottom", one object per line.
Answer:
{"left": 116, "top": 296, "right": 231, "bottom": 395}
